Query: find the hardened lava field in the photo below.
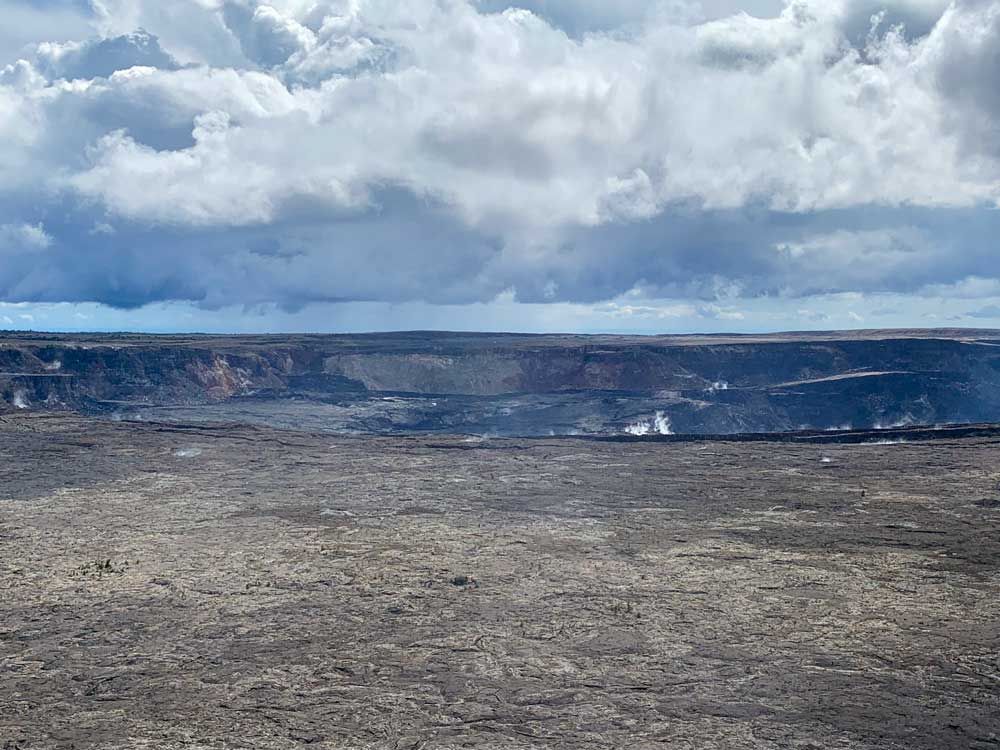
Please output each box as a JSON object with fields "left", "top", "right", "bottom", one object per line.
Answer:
{"left": 1, "top": 412, "right": 999, "bottom": 749}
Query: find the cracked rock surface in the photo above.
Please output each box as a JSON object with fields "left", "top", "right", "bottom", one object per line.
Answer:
{"left": 2, "top": 413, "right": 999, "bottom": 749}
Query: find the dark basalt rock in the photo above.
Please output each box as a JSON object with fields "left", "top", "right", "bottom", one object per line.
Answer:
{"left": 2, "top": 328, "right": 1000, "bottom": 435}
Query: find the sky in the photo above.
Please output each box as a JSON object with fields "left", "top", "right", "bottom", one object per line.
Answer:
{"left": 1, "top": 0, "right": 999, "bottom": 334}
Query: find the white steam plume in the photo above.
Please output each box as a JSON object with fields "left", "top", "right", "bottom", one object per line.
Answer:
{"left": 625, "top": 411, "right": 673, "bottom": 436}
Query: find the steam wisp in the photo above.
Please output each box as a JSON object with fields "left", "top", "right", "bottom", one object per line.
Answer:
{"left": 625, "top": 411, "right": 674, "bottom": 436}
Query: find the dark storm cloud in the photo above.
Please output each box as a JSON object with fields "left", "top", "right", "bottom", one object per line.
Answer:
{"left": 495, "top": 204, "right": 1000, "bottom": 303}
{"left": 0, "top": 189, "right": 506, "bottom": 308}
{"left": 4, "top": 189, "right": 998, "bottom": 311}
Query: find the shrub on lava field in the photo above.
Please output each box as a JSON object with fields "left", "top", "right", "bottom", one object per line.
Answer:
{"left": 71, "top": 559, "right": 130, "bottom": 579}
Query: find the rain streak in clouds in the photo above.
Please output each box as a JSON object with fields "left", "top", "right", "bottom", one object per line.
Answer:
{"left": 1, "top": 0, "right": 1000, "bottom": 332}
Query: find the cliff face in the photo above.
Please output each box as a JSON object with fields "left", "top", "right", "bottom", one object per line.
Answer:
{"left": 0, "top": 345, "right": 285, "bottom": 407}
{"left": 3, "top": 330, "right": 1000, "bottom": 434}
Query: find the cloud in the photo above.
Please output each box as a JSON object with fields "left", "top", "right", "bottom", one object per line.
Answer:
{"left": 929, "top": 0, "right": 1000, "bottom": 159}
{"left": 0, "top": 0, "right": 96, "bottom": 67}
{"left": 967, "top": 304, "right": 1000, "bottom": 319}
{"left": 0, "top": 0, "right": 998, "bottom": 326}
{"left": 473, "top": 0, "right": 786, "bottom": 35}
{"left": 0, "top": 223, "right": 53, "bottom": 253}
{"left": 34, "top": 29, "right": 180, "bottom": 80}
{"left": 222, "top": 2, "right": 317, "bottom": 67}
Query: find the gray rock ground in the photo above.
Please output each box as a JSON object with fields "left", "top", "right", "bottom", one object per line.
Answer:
{"left": 1, "top": 413, "right": 999, "bottom": 749}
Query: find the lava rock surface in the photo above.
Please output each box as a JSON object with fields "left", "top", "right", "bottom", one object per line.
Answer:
{"left": 1, "top": 413, "right": 998, "bottom": 748}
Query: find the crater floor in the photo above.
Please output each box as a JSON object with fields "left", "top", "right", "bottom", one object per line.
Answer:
{"left": 1, "top": 413, "right": 999, "bottom": 749}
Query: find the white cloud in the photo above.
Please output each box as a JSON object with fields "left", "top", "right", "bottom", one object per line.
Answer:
{"left": 921, "top": 276, "right": 1000, "bottom": 299}
{"left": 0, "top": 223, "right": 53, "bottom": 253}
{"left": 0, "top": 1, "right": 95, "bottom": 67}
{"left": 700, "top": 304, "right": 746, "bottom": 321}
{"left": 222, "top": 2, "right": 318, "bottom": 66}
{"left": 0, "top": 0, "right": 999, "bottom": 322}
{"left": 40, "top": 0, "right": 998, "bottom": 233}
{"left": 34, "top": 29, "right": 180, "bottom": 80}
{"left": 600, "top": 301, "right": 700, "bottom": 319}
